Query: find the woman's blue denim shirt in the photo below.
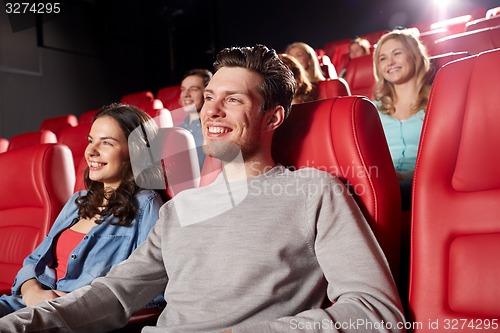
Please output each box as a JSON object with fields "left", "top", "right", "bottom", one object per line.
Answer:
{"left": 11, "top": 189, "right": 163, "bottom": 295}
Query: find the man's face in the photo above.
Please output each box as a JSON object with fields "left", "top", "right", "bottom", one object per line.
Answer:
{"left": 180, "top": 75, "right": 205, "bottom": 112}
{"left": 200, "top": 67, "right": 267, "bottom": 161}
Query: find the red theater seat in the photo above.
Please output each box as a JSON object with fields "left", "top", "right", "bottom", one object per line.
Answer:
{"left": 360, "top": 29, "right": 388, "bottom": 45}
{"left": 323, "top": 38, "right": 351, "bottom": 71}
{"left": 417, "top": 28, "right": 450, "bottom": 56}
{"left": 120, "top": 91, "right": 155, "bottom": 106}
{"left": 40, "top": 114, "right": 79, "bottom": 139}
{"left": 201, "top": 96, "right": 401, "bottom": 282}
{"left": 7, "top": 130, "right": 57, "bottom": 151}
{"left": 78, "top": 109, "right": 100, "bottom": 125}
{"left": 129, "top": 126, "right": 200, "bottom": 200}
{"left": 157, "top": 85, "right": 184, "bottom": 126}
{"left": 156, "top": 85, "right": 182, "bottom": 111}
{"left": 409, "top": 49, "right": 500, "bottom": 331}
{"left": 430, "top": 14, "right": 472, "bottom": 35}
{"left": 466, "top": 15, "right": 500, "bottom": 31}
{"left": 343, "top": 54, "right": 376, "bottom": 99}
{"left": 433, "top": 25, "right": 500, "bottom": 55}
{"left": 58, "top": 123, "right": 92, "bottom": 173}
{"left": 0, "top": 144, "right": 75, "bottom": 294}
{"left": 428, "top": 51, "right": 470, "bottom": 84}
{"left": 316, "top": 78, "right": 351, "bottom": 100}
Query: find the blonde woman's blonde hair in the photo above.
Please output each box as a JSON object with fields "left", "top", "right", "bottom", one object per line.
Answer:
{"left": 286, "top": 42, "right": 326, "bottom": 83}
{"left": 373, "top": 29, "right": 431, "bottom": 116}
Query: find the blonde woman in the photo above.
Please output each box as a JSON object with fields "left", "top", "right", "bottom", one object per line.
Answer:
{"left": 373, "top": 29, "right": 432, "bottom": 208}
{"left": 286, "top": 41, "right": 327, "bottom": 83}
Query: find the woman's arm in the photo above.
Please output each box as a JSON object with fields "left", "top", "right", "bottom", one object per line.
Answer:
{"left": 20, "top": 279, "right": 66, "bottom": 306}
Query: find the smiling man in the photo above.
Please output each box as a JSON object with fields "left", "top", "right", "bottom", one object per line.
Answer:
{"left": 0, "top": 44, "right": 405, "bottom": 333}
{"left": 178, "top": 68, "right": 213, "bottom": 171}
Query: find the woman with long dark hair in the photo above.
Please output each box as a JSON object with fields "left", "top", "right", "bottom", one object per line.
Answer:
{"left": 0, "top": 103, "right": 164, "bottom": 316}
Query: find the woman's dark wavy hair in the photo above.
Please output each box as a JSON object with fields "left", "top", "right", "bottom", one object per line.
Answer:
{"left": 213, "top": 44, "right": 296, "bottom": 119}
{"left": 76, "top": 103, "right": 155, "bottom": 226}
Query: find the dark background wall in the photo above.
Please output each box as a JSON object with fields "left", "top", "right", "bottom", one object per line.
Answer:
{"left": 1, "top": 0, "right": 498, "bottom": 139}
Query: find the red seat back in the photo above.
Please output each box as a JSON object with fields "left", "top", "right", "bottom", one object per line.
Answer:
{"left": 417, "top": 28, "right": 450, "bottom": 56}
{"left": 58, "top": 123, "right": 92, "bottom": 173}
{"left": 466, "top": 15, "right": 500, "bottom": 31}
{"left": 428, "top": 51, "right": 470, "bottom": 84}
{"left": 157, "top": 85, "right": 184, "bottom": 126}
{"left": 40, "top": 114, "right": 79, "bottom": 139}
{"left": 7, "top": 130, "right": 57, "bottom": 151}
{"left": 343, "top": 54, "right": 376, "bottom": 99}
{"left": 409, "top": 49, "right": 500, "bottom": 330}
{"left": 430, "top": 14, "right": 472, "bottom": 35}
{"left": 120, "top": 91, "right": 154, "bottom": 106}
{"left": 126, "top": 126, "right": 200, "bottom": 201}
{"left": 78, "top": 109, "right": 100, "bottom": 125}
{"left": 157, "top": 85, "right": 182, "bottom": 110}
{"left": 433, "top": 26, "right": 500, "bottom": 55}
{"left": 0, "top": 144, "right": 75, "bottom": 294}
{"left": 323, "top": 38, "right": 351, "bottom": 70}
{"left": 316, "top": 78, "right": 351, "bottom": 100}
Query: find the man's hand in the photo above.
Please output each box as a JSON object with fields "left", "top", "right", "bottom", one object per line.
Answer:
{"left": 20, "top": 279, "right": 67, "bottom": 306}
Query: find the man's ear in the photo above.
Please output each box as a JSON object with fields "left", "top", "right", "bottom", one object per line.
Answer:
{"left": 264, "top": 105, "right": 285, "bottom": 132}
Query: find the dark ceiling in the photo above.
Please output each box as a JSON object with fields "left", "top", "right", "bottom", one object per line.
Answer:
{"left": 10, "top": 0, "right": 496, "bottom": 94}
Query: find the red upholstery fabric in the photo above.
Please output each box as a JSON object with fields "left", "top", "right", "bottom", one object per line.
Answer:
{"left": 417, "top": 28, "right": 450, "bottom": 56}
{"left": 142, "top": 127, "right": 200, "bottom": 199}
{"left": 199, "top": 97, "right": 402, "bottom": 280}
{"left": 78, "top": 109, "right": 100, "bottom": 125}
{"left": 323, "top": 38, "right": 351, "bottom": 70}
{"left": 0, "top": 144, "right": 75, "bottom": 294}
{"left": 428, "top": 51, "right": 470, "bottom": 84}
{"left": 73, "top": 157, "right": 87, "bottom": 193}
{"left": 120, "top": 91, "right": 154, "bottom": 106}
{"left": 430, "top": 15, "right": 472, "bottom": 34}
{"left": 466, "top": 15, "right": 500, "bottom": 31}
{"left": 0, "top": 138, "right": 9, "bottom": 153}
{"left": 409, "top": 49, "right": 500, "bottom": 331}
{"left": 40, "top": 114, "right": 79, "bottom": 138}
{"left": 157, "top": 85, "right": 184, "bottom": 126}
{"left": 157, "top": 85, "right": 182, "bottom": 110}
{"left": 343, "top": 54, "right": 376, "bottom": 99}
{"left": 316, "top": 78, "right": 351, "bottom": 100}
{"left": 58, "top": 123, "right": 92, "bottom": 173}
{"left": 7, "top": 130, "right": 57, "bottom": 151}
{"left": 433, "top": 25, "right": 500, "bottom": 55}
{"left": 360, "top": 30, "right": 388, "bottom": 45}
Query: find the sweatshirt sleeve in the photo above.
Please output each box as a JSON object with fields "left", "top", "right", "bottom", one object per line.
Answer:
{"left": 0, "top": 204, "right": 169, "bottom": 333}
{"left": 233, "top": 176, "right": 406, "bottom": 333}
